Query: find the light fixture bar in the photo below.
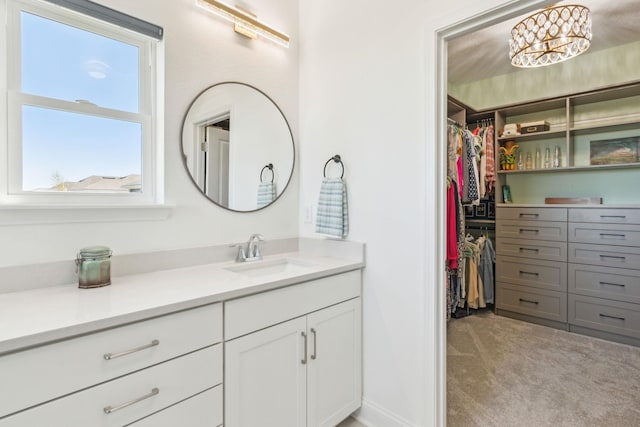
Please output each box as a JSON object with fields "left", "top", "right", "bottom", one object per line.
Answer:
{"left": 197, "top": 0, "right": 290, "bottom": 47}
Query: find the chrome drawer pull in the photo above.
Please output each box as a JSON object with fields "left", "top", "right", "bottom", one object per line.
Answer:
{"left": 519, "top": 298, "right": 539, "bottom": 305}
{"left": 103, "top": 339, "right": 160, "bottom": 360}
{"left": 599, "top": 255, "right": 626, "bottom": 261}
{"left": 599, "top": 233, "right": 626, "bottom": 239}
{"left": 104, "top": 387, "right": 159, "bottom": 414}
{"left": 600, "top": 215, "right": 626, "bottom": 219}
{"left": 519, "top": 271, "right": 539, "bottom": 276}
{"left": 599, "top": 314, "right": 625, "bottom": 322}
{"left": 519, "top": 213, "right": 539, "bottom": 218}
{"left": 310, "top": 328, "right": 317, "bottom": 360}
{"left": 600, "top": 281, "right": 625, "bottom": 288}
{"left": 519, "top": 248, "right": 539, "bottom": 253}
{"left": 301, "top": 332, "right": 308, "bottom": 365}
{"left": 519, "top": 229, "right": 539, "bottom": 234}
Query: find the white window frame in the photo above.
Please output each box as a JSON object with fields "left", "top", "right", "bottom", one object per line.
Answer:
{"left": 1, "top": 0, "right": 165, "bottom": 211}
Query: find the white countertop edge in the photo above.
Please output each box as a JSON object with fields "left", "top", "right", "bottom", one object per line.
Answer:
{"left": 497, "top": 203, "right": 640, "bottom": 208}
{"left": 0, "top": 252, "right": 365, "bottom": 356}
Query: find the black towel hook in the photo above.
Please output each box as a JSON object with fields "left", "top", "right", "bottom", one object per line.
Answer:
{"left": 260, "top": 163, "right": 274, "bottom": 183}
{"left": 323, "top": 155, "right": 344, "bottom": 179}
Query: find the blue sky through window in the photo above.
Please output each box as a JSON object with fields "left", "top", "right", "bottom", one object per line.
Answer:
{"left": 20, "top": 11, "right": 142, "bottom": 191}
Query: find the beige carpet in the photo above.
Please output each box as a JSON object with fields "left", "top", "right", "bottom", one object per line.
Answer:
{"left": 447, "top": 311, "right": 640, "bottom": 427}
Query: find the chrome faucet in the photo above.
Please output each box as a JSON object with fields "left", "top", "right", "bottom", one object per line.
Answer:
{"left": 233, "top": 233, "right": 265, "bottom": 262}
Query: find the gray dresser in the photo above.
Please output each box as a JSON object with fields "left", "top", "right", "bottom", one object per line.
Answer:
{"left": 496, "top": 205, "right": 640, "bottom": 346}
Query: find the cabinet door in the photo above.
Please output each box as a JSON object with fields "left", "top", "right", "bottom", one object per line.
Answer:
{"left": 225, "top": 317, "right": 307, "bottom": 427}
{"left": 307, "top": 298, "right": 362, "bottom": 427}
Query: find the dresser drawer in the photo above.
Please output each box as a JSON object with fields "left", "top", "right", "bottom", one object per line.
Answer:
{"left": 569, "top": 243, "right": 640, "bottom": 270}
{"left": 0, "top": 344, "right": 222, "bottom": 427}
{"left": 0, "top": 303, "right": 222, "bottom": 418}
{"left": 497, "top": 220, "right": 567, "bottom": 242}
{"left": 497, "top": 207, "right": 567, "bottom": 222}
{"left": 569, "top": 223, "right": 640, "bottom": 247}
{"left": 569, "top": 208, "right": 640, "bottom": 225}
{"left": 128, "top": 385, "right": 223, "bottom": 427}
{"left": 225, "top": 270, "right": 361, "bottom": 340}
{"left": 496, "top": 283, "right": 567, "bottom": 322}
{"left": 496, "top": 256, "right": 567, "bottom": 291}
{"left": 569, "top": 295, "right": 640, "bottom": 339}
{"left": 496, "top": 237, "right": 567, "bottom": 262}
{"left": 569, "top": 264, "right": 640, "bottom": 304}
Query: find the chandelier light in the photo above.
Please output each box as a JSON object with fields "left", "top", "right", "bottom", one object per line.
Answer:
{"left": 509, "top": 4, "right": 592, "bottom": 68}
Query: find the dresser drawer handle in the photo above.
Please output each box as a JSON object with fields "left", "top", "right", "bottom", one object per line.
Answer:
{"left": 600, "top": 281, "right": 625, "bottom": 288}
{"left": 104, "top": 387, "right": 159, "bottom": 414}
{"left": 519, "top": 271, "right": 539, "bottom": 276}
{"left": 599, "top": 233, "right": 626, "bottom": 239}
{"left": 599, "top": 255, "right": 626, "bottom": 261}
{"left": 519, "top": 229, "right": 539, "bottom": 234}
{"left": 519, "top": 248, "right": 539, "bottom": 253}
{"left": 301, "top": 332, "right": 308, "bottom": 365}
{"left": 519, "top": 298, "right": 539, "bottom": 305}
{"left": 519, "top": 213, "right": 539, "bottom": 218}
{"left": 599, "top": 313, "right": 625, "bottom": 322}
{"left": 104, "top": 339, "right": 160, "bottom": 360}
{"left": 600, "top": 215, "right": 626, "bottom": 219}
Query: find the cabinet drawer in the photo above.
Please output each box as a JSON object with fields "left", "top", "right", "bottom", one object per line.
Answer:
{"left": 496, "top": 237, "right": 567, "bottom": 262}
{"left": 569, "top": 264, "right": 640, "bottom": 304}
{"left": 569, "top": 295, "right": 640, "bottom": 339}
{"left": 496, "top": 256, "right": 567, "bottom": 291}
{"left": 496, "top": 283, "right": 567, "bottom": 322}
{"left": 225, "top": 270, "right": 361, "bottom": 340}
{"left": 0, "top": 303, "right": 222, "bottom": 418}
{"left": 0, "top": 345, "right": 222, "bottom": 427}
{"left": 569, "top": 208, "right": 640, "bottom": 225}
{"left": 128, "top": 385, "right": 223, "bottom": 427}
{"left": 497, "top": 207, "right": 567, "bottom": 222}
{"left": 568, "top": 223, "right": 640, "bottom": 247}
{"left": 497, "top": 220, "right": 567, "bottom": 242}
{"left": 569, "top": 243, "right": 640, "bottom": 270}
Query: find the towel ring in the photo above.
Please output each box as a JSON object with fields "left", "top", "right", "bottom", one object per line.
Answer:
{"left": 323, "top": 155, "right": 344, "bottom": 179}
{"left": 260, "top": 163, "right": 274, "bottom": 183}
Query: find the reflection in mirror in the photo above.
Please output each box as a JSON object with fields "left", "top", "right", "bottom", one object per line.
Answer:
{"left": 181, "top": 82, "right": 295, "bottom": 211}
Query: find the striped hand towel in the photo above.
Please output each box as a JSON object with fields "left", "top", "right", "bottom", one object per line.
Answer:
{"left": 315, "top": 178, "right": 349, "bottom": 239}
{"left": 257, "top": 182, "right": 276, "bottom": 208}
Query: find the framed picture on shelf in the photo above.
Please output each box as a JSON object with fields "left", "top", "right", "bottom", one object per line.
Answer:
{"left": 590, "top": 137, "right": 639, "bottom": 165}
{"left": 502, "top": 185, "right": 512, "bottom": 203}
{"left": 475, "top": 203, "right": 486, "bottom": 217}
{"left": 464, "top": 205, "right": 474, "bottom": 218}
{"left": 487, "top": 201, "right": 496, "bottom": 218}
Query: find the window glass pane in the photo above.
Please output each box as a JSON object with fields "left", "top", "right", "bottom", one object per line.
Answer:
{"left": 22, "top": 106, "right": 142, "bottom": 193}
{"left": 21, "top": 11, "right": 139, "bottom": 113}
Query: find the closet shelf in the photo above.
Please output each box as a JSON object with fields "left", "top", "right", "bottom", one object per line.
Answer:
{"left": 497, "top": 162, "right": 640, "bottom": 175}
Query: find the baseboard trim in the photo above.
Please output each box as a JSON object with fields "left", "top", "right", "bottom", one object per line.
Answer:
{"left": 353, "top": 399, "right": 416, "bottom": 427}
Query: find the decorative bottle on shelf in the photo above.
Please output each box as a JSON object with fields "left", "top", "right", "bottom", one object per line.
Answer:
{"left": 517, "top": 151, "right": 524, "bottom": 170}
{"left": 525, "top": 151, "right": 533, "bottom": 169}
{"left": 553, "top": 145, "right": 561, "bottom": 168}
{"left": 544, "top": 146, "right": 551, "bottom": 169}
{"left": 535, "top": 148, "right": 541, "bottom": 169}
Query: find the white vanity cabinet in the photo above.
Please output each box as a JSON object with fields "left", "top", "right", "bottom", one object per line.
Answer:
{"left": 224, "top": 270, "right": 362, "bottom": 427}
{"left": 0, "top": 303, "right": 223, "bottom": 427}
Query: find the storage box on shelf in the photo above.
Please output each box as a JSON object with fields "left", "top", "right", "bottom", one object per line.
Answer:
{"left": 495, "top": 206, "right": 569, "bottom": 329}
{"left": 567, "top": 208, "right": 640, "bottom": 347}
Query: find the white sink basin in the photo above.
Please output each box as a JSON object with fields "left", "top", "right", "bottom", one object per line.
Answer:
{"left": 224, "top": 258, "right": 314, "bottom": 277}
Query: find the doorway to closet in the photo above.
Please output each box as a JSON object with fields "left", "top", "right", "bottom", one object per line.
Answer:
{"left": 438, "top": 0, "right": 640, "bottom": 427}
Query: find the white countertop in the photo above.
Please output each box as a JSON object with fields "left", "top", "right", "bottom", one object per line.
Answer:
{"left": 0, "top": 250, "right": 364, "bottom": 355}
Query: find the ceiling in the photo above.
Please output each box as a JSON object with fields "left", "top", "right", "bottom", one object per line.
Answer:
{"left": 448, "top": 0, "right": 640, "bottom": 85}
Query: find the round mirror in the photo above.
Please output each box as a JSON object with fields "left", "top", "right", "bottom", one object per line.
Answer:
{"left": 181, "top": 82, "right": 295, "bottom": 212}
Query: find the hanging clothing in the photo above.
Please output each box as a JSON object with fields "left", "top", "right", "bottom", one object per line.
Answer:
{"left": 485, "top": 124, "right": 496, "bottom": 197}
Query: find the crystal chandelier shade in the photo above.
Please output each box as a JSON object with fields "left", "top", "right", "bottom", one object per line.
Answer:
{"left": 509, "top": 4, "right": 592, "bottom": 68}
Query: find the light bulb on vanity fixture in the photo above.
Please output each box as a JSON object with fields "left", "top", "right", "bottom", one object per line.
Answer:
{"left": 196, "top": 0, "right": 290, "bottom": 47}
{"left": 509, "top": 4, "right": 591, "bottom": 68}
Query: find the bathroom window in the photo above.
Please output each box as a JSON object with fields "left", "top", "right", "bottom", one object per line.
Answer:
{"left": 3, "top": 0, "right": 164, "bottom": 206}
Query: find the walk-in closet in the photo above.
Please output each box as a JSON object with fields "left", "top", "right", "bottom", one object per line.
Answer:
{"left": 444, "top": 1, "right": 640, "bottom": 425}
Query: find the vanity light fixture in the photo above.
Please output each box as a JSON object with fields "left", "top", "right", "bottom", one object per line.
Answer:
{"left": 196, "top": 0, "right": 290, "bottom": 47}
{"left": 509, "top": 4, "right": 591, "bottom": 68}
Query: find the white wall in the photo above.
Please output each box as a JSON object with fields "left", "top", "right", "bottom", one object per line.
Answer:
{"left": 298, "top": 0, "right": 548, "bottom": 425}
{"left": 0, "top": 0, "right": 299, "bottom": 267}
